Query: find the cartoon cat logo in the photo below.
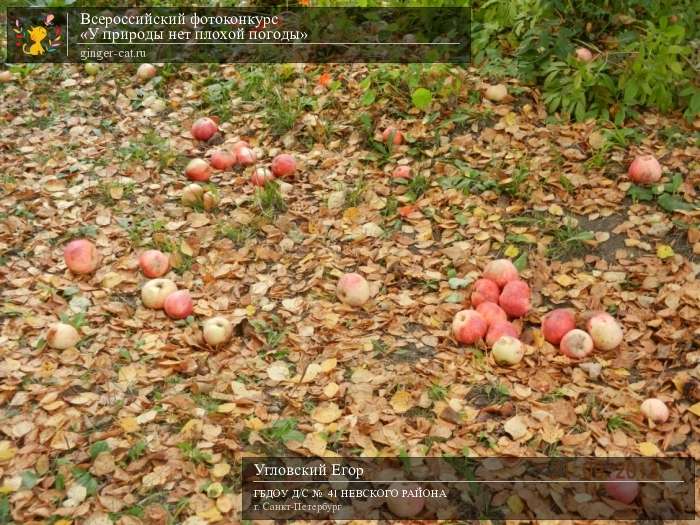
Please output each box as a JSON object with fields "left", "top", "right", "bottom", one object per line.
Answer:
{"left": 13, "top": 13, "right": 61, "bottom": 59}
{"left": 23, "top": 26, "right": 48, "bottom": 55}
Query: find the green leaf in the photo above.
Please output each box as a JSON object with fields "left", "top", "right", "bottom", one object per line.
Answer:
{"left": 89, "top": 440, "right": 110, "bottom": 460}
{"left": 71, "top": 467, "right": 98, "bottom": 495}
{"left": 21, "top": 470, "right": 39, "bottom": 489}
{"left": 627, "top": 185, "right": 654, "bottom": 202}
{"left": 360, "top": 89, "right": 376, "bottom": 106}
{"left": 411, "top": 87, "right": 432, "bottom": 111}
{"left": 657, "top": 194, "right": 696, "bottom": 212}
{"left": 513, "top": 252, "right": 528, "bottom": 272}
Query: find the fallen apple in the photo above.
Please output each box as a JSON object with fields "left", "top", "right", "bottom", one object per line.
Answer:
{"left": 46, "top": 322, "right": 80, "bottom": 350}
{"left": 181, "top": 183, "right": 205, "bottom": 207}
{"left": 141, "top": 278, "right": 177, "bottom": 309}
{"left": 139, "top": 249, "right": 170, "bottom": 278}
{"left": 136, "top": 63, "right": 156, "bottom": 81}
{"left": 484, "top": 84, "right": 508, "bottom": 102}
{"left": 251, "top": 167, "right": 274, "bottom": 187}
{"left": 386, "top": 482, "right": 424, "bottom": 518}
{"left": 164, "top": 290, "right": 193, "bottom": 320}
{"left": 541, "top": 308, "right": 576, "bottom": 345}
{"left": 64, "top": 239, "right": 99, "bottom": 274}
{"left": 640, "top": 398, "right": 669, "bottom": 424}
{"left": 202, "top": 316, "right": 233, "bottom": 346}
{"left": 485, "top": 320, "right": 519, "bottom": 347}
{"left": 236, "top": 146, "right": 256, "bottom": 166}
{"left": 560, "top": 329, "right": 594, "bottom": 359}
{"left": 575, "top": 47, "right": 594, "bottom": 62}
{"left": 586, "top": 312, "right": 623, "bottom": 350}
{"left": 0, "top": 71, "right": 14, "bottom": 83}
{"left": 202, "top": 190, "right": 219, "bottom": 211}
{"left": 483, "top": 259, "right": 518, "bottom": 288}
{"left": 605, "top": 471, "right": 639, "bottom": 504}
{"left": 271, "top": 153, "right": 296, "bottom": 178}
{"left": 336, "top": 273, "right": 370, "bottom": 307}
{"left": 210, "top": 150, "right": 236, "bottom": 171}
{"left": 84, "top": 63, "right": 100, "bottom": 76}
{"left": 499, "top": 280, "right": 531, "bottom": 318}
{"left": 471, "top": 278, "right": 501, "bottom": 307}
{"left": 185, "top": 158, "right": 211, "bottom": 182}
{"left": 382, "top": 126, "right": 403, "bottom": 145}
{"left": 191, "top": 117, "right": 218, "bottom": 142}
{"left": 492, "top": 335, "right": 524, "bottom": 365}
{"left": 628, "top": 155, "right": 662, "bottom": 185}
{"left": 392, "top": 165, "right": 411, "bottom": 179}
{"left": 475, "top": 301, "right": 508, "bottom": 326}
{"left": 452, "top": 309, "right": 488, "bottom": 344}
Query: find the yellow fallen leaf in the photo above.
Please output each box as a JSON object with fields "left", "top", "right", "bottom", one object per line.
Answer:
{"left": 320, "top": 358, "right": 337, "bottom": 372}
{"left": 507, "top": 494, "right": 524, "bottom": 514}
{"left": 101, "top": 272, "right": 123, "bottom": 289}
{"left": 548, "top": 204, "right": 564, "bottom": 216}
{"left": 180, "top": 419, "right": 203, "bottom": 439}
{"left": 639, "top": 442, "right": 660, "bottom": 456}
{"left": 687, "top": 402, "right": 700, "bottom": 417}
{"left": 311, "top": 402, "right": 342, "bottom": 424}
{"left": 390, "top": 390, "right": 413, "bottom": 414}
{"left": 246, "top": 417, "right": 265, "bottom": 431}
{"left": 504, "top": 245, "right": 519, "bottom": 258}
{"left": 555, "top": 274, "right": 575, "bottom": 287}
{"left": 180, "top": 240, "right": 194, "bottom": 257}
{"left": 216, "top": 494, "right": 233, "bottom": 513}
{"left": 301, "top": 363, "right": 321, "bottom": 383}
{"left": 323, "top": 382, "right": 339, "bottom": 398}
{"left": 198, "top": 505, "right": 222, "bottom": 522}
{"left": 119, "top": 417, "right": 140, "bottom": 433}
{"left": 657, "top": 244, "right": 674, "bottom": 259}
{"left": 211, "top": 462, "right": 230, "bottom": 478}
{"left": 303, "top": 432, "right": 327, "bottom": 456}
{"left": 0, "top": 441, "right": 17, "bottom": 462}
{"left": 216, "top": 403, "right": 237, "bottom": 414}
{"left": 245, "top": 305, "right": 256, "bottom": 317}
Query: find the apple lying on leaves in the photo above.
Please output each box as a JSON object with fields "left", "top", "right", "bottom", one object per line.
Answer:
{"left": 499, "top": 280, "right": 531, "bottom": 318}
{"left": 484, "top": 84, "right": 508, "bottom": 102}
{"left": 336, "top": 273, "right": 370, "bottom": 307}
{"left": 64, "top": 239, "right": 99, "bottom": 274}
{"left": 541, "top": 308, "right": 576, "bottom": 345}
{"left": 141, "top": 278, "right": 177, "bottom": 309}
{"left": 485, "top": 320, "right": 519, "bottom": 347}
{"left": 185, "top": 158, "right": 211, "bottom": 182}
{"left": 628, "top": 155, "right": 662, "bottom": 185}
{"left": 47, "top": 322, "right": 80, "bottom": 350}
{"left": 586, "top": 312, "right": 623, "bottom": 350}
{"left": 136, "top": 63, "right": 156, "bottom": 81}
{"left": 164, "top": 290, "right": 193, "bottom": 320}
{"left": 271, "top": 153, "right": 296, "bottom": 178}
{"left": 640, "top": 398, "right": 669, "bottom": 424}
{"left": 575, "top": 47, "right": 594, "bottom": 62}
{"left": 452, "top": 309, "right": 488, "bottom": 344}
{"left": 605, "top": 471, "right": 639, "bottom": 504}
{"left": 210, "top": 150, "right": 236, "bottom": 171}
{"left": 84, "top": 63, "right": 100, "bottom": 76}
{"left": 191, "top": 117, "right": 218, "bottom": 141}
{"left": 475, "top": 301, "right": 508, "bottom": 326}
{"left": 139, "top": 249, "right": 170, "bottom": 278}
{"left": 251, "top": 167, "right": 274, "bottom": 187}
{"left": 560, "top": 329, "right": 594, "bottom": 359}
{"left": 236, "top": 146, "right": 257, "bottom": 166}
{"left": 471, "top": 278, "right": 500, "bottom": 307}
{"left": 392, "top": 165, "right": 411, "bottom": 179}
{"left": 492, "top": 335, "right": 524, "bottom": 365}
{"left": 182, "top": 183, "right": 205, "bottom": 207}
{"left": 202, "top": 316, "right": 233, "bottom": 346}
{"left": 382, "top": 126, "right": 403, "bottom": 145}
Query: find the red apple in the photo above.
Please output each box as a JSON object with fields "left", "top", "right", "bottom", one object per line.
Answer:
{"left": 483, "top": 259, "right": 518, "bottom": 288}
{"left": 141, "top": 278, "right": 177, "bottom": 309}
{"left": 471, "top": 278, "right": 500, "bottom": 307}
{"left": 452, "top": 309, "right": 488, "bottom": 344}
{"left": 231, "top": 140, "right": 250, "bottom": 153}
{"left": 47, "top": 322, "right": 80, "bottom": 350}
{"left": 139, "top": 249, "right": 170, "bottom": 278}
{"left": 164, "top": 290, "right": 193, "bottom": 320}
{"left": 382, "top": 126, "right": 403, "bottom": 145}
{"left": 336, "top": 273, "right": 370, "bottom": 307}
{"left": 64, "top": 239, "right": 99, "bottom": 274}
{"left": 628, "top": 155, "right": 662, "bottom": 185}
{"left": 191, "top": 117, "right": 218, "bottom": 141}
{"left": 185, "top": 158, "right": 211, "bottom": 182}
{"left": 559, "top": 329, "right": 594, "bottom": 359}
{"left": 484, "top": 84, "right": 508, "bottom": 102}
{"left": 271, "top": 153, "right": 296, "bottom": 178}
{"left": 210, "top": 150, "right": 236, "bottom": 171}
{"left": 499, "top": 280, "right": 531, "bottom": 318}
{"left": 475, "top": 301, "right": 507, "bottom": 326}
{"left": 251, "top": 167, "right": 274, "bottom": 187}
{"left": 542, "top": 308, "right": 576, "bottom": 345}
{"left": 605, "top": 471, "right": 639, "bottom": 504}
{"left": 575, "top": 47, "right": 594, "bottom": 62}
{"left": 586, "top": 312, "right": 623, "bottom": 350}
{"left": 236, "top": 146, "right": 256, "bottom": 166}
{"left": 485, "top": 320, "right": 519, "bottom": 347}
{"left": 392, "top": 165, "right": 411, "bottom": 179}
{"left": 136, "top": 63, "right": 156, "bottom": 81}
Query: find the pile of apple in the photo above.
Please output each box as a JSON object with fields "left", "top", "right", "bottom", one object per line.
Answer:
{"left": 186, "top": 117, "right": 297, "bottom": 189}
{"left": 46, "top": 240, "right": 234, "bottom": 350}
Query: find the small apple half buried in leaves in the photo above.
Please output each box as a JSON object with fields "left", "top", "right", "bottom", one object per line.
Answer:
{"left": 271, "top": 153, "right": 296, "bottom": 178}
{"left": 191, "top": 117, "right": 218, "bottom": 141}
{"left": 336, "top": 273, "right": 370, "bottom": 307}
{"left": 47, "top": 322, "right": 80, "bottom": 350}
{"left": 202, "top": 317, "right": 233, "bottom": 346}
{"left": 64, "top": 239, "right": 99, "bottom": 274}
{"left": 141, "top": 278, "right": 177, "bottom": 309}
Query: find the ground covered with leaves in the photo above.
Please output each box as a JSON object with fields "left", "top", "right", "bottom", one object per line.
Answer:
{"left": 0, "top": 62, "right": 699, "bottom": 524}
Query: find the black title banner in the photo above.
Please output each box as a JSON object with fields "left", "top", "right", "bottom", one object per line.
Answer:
{"left": 6, "top": 7, "right": 471, "bottom": 63}
{"left": 242, "top": 456, "right": 695, "bottom": 520}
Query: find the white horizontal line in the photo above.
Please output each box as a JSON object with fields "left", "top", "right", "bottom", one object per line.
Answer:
{"left": 252, "top": 480, "right": 684, "bottom": 484}
{"left": 75, "top": 42, "right": 462, "bottom": 45}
